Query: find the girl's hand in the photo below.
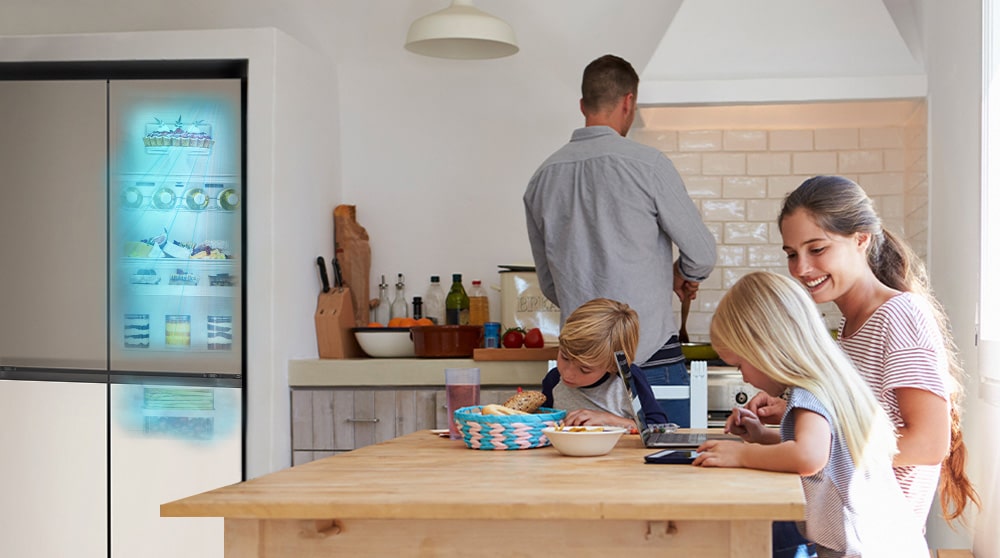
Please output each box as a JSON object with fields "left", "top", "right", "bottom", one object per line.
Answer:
{"left": 563, "top": 409, "right": 634, "bottom": 431}
{"left": 744, "top": 391, "right": 786, "bottom": 425}
{"left": 693, "top": 440, "right": 745, "bottom": 468}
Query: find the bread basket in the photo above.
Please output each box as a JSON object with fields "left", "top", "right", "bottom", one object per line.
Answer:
{"left": 453, "top": 406, "right": 567, "bottom": 450}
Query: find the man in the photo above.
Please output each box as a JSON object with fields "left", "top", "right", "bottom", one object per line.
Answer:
{"left": 523, "top": 54, "right": 716, "bottom": 425}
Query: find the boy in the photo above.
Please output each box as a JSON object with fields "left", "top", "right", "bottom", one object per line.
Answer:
{"left": 541, "top": 298, "right": 667, "bottom": 430}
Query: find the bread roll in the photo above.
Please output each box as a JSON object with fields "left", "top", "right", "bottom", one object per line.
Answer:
{"left": 481, "top": 403, "right": 528, "bottom": 416}
{"left": 502, "top": 390, "right": 546, "bottom": 414}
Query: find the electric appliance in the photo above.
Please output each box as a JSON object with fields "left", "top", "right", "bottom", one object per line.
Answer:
{"left": 0, "top": 62, "right": 245, "bottom": 558}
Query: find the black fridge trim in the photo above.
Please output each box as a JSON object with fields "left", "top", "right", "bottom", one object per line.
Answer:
{"left": 0, "top": 60, "right": 248, "bottom": 80}
{"left": 110, "top": 372, "right": 243, "bottom": 389}
{"left": 0, "top": 366, "right": 109, "bottom": 383}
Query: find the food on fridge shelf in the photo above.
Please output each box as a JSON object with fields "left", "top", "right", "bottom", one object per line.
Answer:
{"left": 129, "top": 268, "right": 160, "bottom": 285}
{"left": 121, "top": 186, "right": 144, "bottom": 208}
{"left": 208, "top": 273, "right": 237, "bottom": 286}
{"left": 143, "top": 116, "right": 214, "bottom": 148}
{"left": 163, "top": 240, "right": 194, "bottom": 259}
{"left": 184, "top": 187, "right": 209, "bottom": 210}
{"left": 151, "top": 186, "right": 176, "bottom": 209}
{"left": 207, "top": 315, "right": 233, "bottom": 350}
{"left": 123, "top": 314, "right": 150, "bottom": 348}
{"left": 124, "top": 241, "right": 154, "bottom": 258}
{"left": 165, "top": 315, "right": 192, "bottom": 346}
{"left": 168, "top": 268, "right": 199, "bottom": 286}
{"left": 218, "top": 188, "right": 240, "bottom": 210}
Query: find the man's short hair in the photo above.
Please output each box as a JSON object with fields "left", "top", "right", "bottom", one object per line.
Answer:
{"left": 581, "top": 54, "right": 639, "bottom": 113}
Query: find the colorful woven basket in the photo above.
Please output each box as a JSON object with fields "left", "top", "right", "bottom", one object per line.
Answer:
{"left": 453, "top": 406, "right": 567, "bottom": 450}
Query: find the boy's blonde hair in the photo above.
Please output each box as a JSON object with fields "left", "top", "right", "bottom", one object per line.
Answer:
{"left": 710, "top": 271, "right": 898, "bottom": 471}
{"left": 558, "top": 298, "right": 639, "bottom": 371}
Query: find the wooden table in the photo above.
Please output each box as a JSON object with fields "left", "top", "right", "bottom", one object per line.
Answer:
{"left": 162, "top": 430, "right": 805, "bottom": 557}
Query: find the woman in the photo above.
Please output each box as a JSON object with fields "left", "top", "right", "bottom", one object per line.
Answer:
{"left": 739, "top": 175, "right": 978, "bottom": 526}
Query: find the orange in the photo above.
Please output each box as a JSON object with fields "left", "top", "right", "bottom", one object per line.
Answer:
{"left": 398, "top": 317, "right": 418, "bottom": 327}
{"left": 367, "top": 322, "right": 384, "bottom": 328}
{"left": 387, "top": 317, "right": 405, "bottom": 328}
{"left": 415, "top": 318, "right": 433, "bottom": 326}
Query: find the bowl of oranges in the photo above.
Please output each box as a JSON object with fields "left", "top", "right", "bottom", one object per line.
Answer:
{"left": 352, "top": 317, "right": 434, "bottom": 358}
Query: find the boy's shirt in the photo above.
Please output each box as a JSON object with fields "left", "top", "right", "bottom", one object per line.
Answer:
{"left": 541, "top": 364, "right": 668, "bottom": 425}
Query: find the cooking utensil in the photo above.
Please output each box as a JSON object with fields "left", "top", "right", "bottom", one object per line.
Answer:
{"left": 317, "top": 256, "right": 331, "bottom": 293}
{"left": 678, "top": 294, "right": 690, "bottom": 344}
{"left": 681, "top": 342, "right": 718, "bottom": 361}
{"left": 332, "top": 257, "right": 344, "bottom": 289}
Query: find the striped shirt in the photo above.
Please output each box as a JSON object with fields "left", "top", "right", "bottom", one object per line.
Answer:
{"left": 782, "top": 389, "right": 927, "bottom": 557}
{"left": 837, "top": 292, "right": 949, "bottom": 522}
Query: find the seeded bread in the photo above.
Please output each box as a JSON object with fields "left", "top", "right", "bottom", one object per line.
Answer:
{"left": 502, "top": 390, "right": 546, "bottom": 414}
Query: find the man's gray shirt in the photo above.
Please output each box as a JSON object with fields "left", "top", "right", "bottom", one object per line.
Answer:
{"left": 524, "top": 126, "right": 716, "bottom": 364}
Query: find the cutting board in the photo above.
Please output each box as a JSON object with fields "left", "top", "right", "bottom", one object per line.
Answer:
{"left": 473, "top": 347, "right": 558, "bottom": 361}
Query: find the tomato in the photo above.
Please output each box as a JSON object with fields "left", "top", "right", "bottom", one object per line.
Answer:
{"left": 523, "top": 328, "right": 544, "bottom": 348}
{"left": 502, "top": 328, "right": 525, "bottom": 348}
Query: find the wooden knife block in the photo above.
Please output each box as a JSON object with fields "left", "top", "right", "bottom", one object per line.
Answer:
{"left": 315, "top": 287, "right": 364, "bottom": 359}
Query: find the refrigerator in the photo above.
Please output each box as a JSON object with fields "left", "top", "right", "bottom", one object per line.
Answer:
{"left": 0, "top": 65, "right": 245, "bottom": 558}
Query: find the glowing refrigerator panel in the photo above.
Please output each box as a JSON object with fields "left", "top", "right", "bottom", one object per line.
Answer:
{"left": 109, "top": 80, "right": 243, "bottom": 375}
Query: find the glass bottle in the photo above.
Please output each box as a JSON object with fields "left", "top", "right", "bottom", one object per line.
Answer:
{"left": 424, "top": 275, "right": 446, "bottom": 325}
{"left": 468, "top": 280, "right": 489, "bottom": 326}
{"left": 445, "top": 273, "right": 470, "bottom": 325}
{"left": 373, "top": 274, "right": 390, "bottom": 325}
{"left": 390, "top": 273, "right": 408, "bottom": 319}
{"left": 412, "top": 296, "right": 423, "bottom": 320}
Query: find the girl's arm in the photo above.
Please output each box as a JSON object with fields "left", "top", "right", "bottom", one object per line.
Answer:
{"left": 894, "top": 387, "right": 950, "bottom": 466}
{"left": 695, "top": 408, "right": 831, "bottom": 475}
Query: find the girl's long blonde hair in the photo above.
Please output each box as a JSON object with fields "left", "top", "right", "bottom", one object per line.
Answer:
{"left": 710, "top": 271, "right": 898, "bottom": 471}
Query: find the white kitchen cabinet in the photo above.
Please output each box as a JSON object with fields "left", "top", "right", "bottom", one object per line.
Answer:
{"left": 290, "top": 386, "right": 532, "bottom": 464}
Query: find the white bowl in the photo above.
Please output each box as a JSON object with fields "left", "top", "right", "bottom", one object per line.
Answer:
{"left": 353, "top": 328, "right": 416, "bottom": 358}
{"left": 542, "top": 426, "right": 627, "bottom": 457}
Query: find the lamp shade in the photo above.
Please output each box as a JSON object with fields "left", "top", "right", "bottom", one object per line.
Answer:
{"left": 405, "top": 0, "right": 519, "bottom": 60}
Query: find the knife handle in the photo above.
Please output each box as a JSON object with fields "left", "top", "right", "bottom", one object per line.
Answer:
{"left": 317, "top": 256, "right": 331, "bottom": 293}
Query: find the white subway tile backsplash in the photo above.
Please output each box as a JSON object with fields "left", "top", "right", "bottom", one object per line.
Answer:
{"left": 723, "top": 176, "right": 767, "bottom": 198}
{"left": 860, "top": 127, "right": 905, "bottom": 149}
{"left": 683, "top": 175, "right": 723, "bottom": 197}
{"left": 632, "top": 110, "right": 925, "bottom": 340}
{"left": 723, "top": 222, "right": 769, "bottom": 244}
{"left": 793, "top": 152, "right": 838, "bottom": 175}
{"left": 717, "top": 245, "right": 747, "bottom": 266}
{"left": 747, "top": 199, "right": 782, "bottom": 221}
{"left": 769, "top": 130, "right": 813, "bottom": 151}
{"left": 747, "top": 152, "right": 792, "bottom": 175}
{"left": 839, "top": 150, "right": 884, "bottom": 173}
{"left": 669, "top": 153, "right": 702, "bottom": 174}
{"left": 815, "top": 128, "right": 859, "bottom": 150}
{"left": 723, "top": 130, "right": 768, "bottom": 151}
{"left": 702, "top": 199, "right": 746, "bottom": 221}
{"left": 702, "top": 153, "right": 746, "bottom": 175}
{"left": 679, "top": 130, "right": 723, "bottom": 151}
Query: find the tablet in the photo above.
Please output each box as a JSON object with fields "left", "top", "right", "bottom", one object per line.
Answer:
{"left": 644, "top": 449, "right": 699, "bottom": 464}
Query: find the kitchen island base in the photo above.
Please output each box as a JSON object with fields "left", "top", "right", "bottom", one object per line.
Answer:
{"left": 225, "top": 517, "right": 771, "bottom": 557}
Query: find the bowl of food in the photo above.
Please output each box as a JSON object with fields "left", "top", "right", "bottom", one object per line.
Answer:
{"left": 410, "top": 325, "right": 483, "bottom": 357}
{"left": 541, "top": 425, "right": 628, "bottom": 457}
{"left": 352, "top": 327, "right": 416, "bottom": 358}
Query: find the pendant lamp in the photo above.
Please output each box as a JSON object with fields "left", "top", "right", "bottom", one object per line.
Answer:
{"left": 405, "top": 0, "right": 519, "bottom": 60}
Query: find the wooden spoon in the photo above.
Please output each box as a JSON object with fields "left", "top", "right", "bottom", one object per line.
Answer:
{"left": 678, "top": 294, "right": 690, "bottom": 344}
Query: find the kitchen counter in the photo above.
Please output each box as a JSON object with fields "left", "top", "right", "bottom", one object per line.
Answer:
{"left": 162, "top": 429, "right": 804, "bottom": 557}
{"left": 288, "top": 357, "right": 552, "bottom": 387}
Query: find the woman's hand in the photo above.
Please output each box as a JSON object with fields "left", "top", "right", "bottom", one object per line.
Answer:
{"left": 724, "top": 407, "right": 771, "bottom": 442}
{"left": 744, "top": 391, "right": 787, "bottom": 425}
{"left": 563, "top": 409, "right": 635, "bottom": 431}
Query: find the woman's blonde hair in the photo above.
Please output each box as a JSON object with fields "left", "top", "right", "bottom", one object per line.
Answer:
{"left": 558, "top": 298, "right": 639, "bottom": 370}
{"left": 779, "top": 175, "right": 980, "bottom": 523}
{"left": 710, "top": 271, "right": 898, "bottom": 471}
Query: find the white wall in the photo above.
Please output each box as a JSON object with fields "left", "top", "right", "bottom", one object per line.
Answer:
{"left": 922, "top": 0, "right": 996, "bottom": 554}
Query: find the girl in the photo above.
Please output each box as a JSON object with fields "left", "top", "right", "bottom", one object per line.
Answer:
{"left": 744, "top": 175, "right": 979, "bottom": 526}
{"left": 695, "top": 271, "right": 928, "bottom": 557}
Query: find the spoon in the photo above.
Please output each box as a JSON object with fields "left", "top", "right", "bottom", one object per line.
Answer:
{"left": 678, "top": 294, "right": 690, "bottom": 344}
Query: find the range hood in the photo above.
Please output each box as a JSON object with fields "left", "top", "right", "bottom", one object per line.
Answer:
{"left": 638, "top": 0, "right": 926, "bottom": 105}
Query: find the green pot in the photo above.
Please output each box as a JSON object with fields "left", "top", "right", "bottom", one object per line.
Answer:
{"left": 681, "top": 342, "right": 719, "bottom": 361}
